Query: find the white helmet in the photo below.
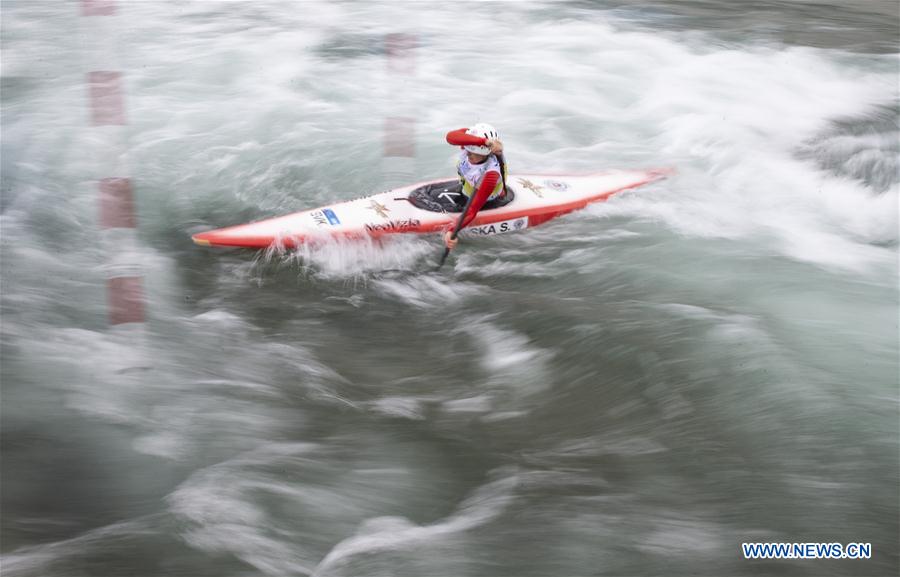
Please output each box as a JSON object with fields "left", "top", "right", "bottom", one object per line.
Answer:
{"left": 464, "top": 123, "right": 499, "bottom": 156}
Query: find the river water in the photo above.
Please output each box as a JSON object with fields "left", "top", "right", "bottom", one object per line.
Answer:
{"left": 2, "top": 1, "right": 897, "bottom": 576}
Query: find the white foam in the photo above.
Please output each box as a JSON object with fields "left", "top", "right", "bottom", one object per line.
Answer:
{"left": 268, "top": 235, "right": 436, "bottom": 279}
{"left": 372, "top": 275, "right": 486, "bottom": 308}
{"left": 369, "top": 396, "right": 427, "bottom": 420}
{"left": 313, "top": 472, "right": 518, "bottom": 576}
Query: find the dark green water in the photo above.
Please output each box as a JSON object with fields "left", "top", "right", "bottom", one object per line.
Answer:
{"left": 2, "top": 1, "right": 897, "bottom": 576}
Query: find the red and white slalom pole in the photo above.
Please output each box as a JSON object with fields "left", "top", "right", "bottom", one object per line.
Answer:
{"left": 381, "top": 32, "right": 418, "bottom": 187}
{"left": 80, "top": 0, "right": 145, "bottom": 330}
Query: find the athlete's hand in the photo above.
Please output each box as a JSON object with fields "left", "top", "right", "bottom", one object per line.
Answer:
{"left": 443, "top": 230, "right": 458, "bottom": 250}
{"left": 485, "top": 138, "right": 503, "bottom": 155}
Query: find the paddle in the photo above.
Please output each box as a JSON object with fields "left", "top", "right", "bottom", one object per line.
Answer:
{"left": 436, "top": 191, "right": 475, "bottom": 270}
{"left": 436, "top": 146, "right": 506, "bottom": 270}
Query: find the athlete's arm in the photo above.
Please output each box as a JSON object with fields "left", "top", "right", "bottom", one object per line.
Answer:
{"left": 459, "top": 170, "right": 500, "bottom": 228}
{"left": 443, "top": 170, "right": 501, "bottom": 249}
{"left": 446, "top": 128, "right": 487, "bottom": 147}
{"left": 446, "top": 128, "right": 504, "bottom": 155}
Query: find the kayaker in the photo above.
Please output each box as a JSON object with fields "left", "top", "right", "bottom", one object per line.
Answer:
{"left": 443, "top": 123, "right": 507, "bottom": 250}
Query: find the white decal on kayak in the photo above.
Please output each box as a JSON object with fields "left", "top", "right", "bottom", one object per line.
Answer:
{"left": 438, "top": 191, "right": 462, "bottom": 202}
{"left": 544, "top": 179, "right": 569, "bottom": 191}
{"left": 461, "top": 217, "right": 528, "bottom": 237}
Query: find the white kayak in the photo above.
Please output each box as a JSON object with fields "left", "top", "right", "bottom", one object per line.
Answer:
{"left": 192, "top": 169, "right": 671, "bottom": 249}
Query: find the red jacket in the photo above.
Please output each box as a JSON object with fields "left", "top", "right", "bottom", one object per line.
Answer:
{"left": 446, "top": 128, "right": 501, "bottom": 229}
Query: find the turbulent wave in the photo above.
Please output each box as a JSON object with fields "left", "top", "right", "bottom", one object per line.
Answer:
{"left": 2, "top": 1, "right": 897, "bottom": 576}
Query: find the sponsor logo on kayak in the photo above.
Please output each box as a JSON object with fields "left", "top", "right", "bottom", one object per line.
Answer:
{"left": 544, "top": 179, "right": 569, "bottom": 191}
{"left": 311, "top": 208, "right": 342, "bottom": 226}
{"left": 462, "top": 217, "right": 528, "bottom": 237}
{"left": 322, "top": 208, "right": 341, "bottom": 225}
{"left": 517, "top": 177, "right": 544, "bottom": 198}
{"left": 365, "top": 218, "right": 421, "bottom": 233}
{"left": 367, "top": 200, "right": 391, "bottom": 219}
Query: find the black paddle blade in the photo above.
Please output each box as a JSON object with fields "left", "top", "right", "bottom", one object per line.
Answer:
{"left": 436, "top": 247, "right": 451, "bottom": 270}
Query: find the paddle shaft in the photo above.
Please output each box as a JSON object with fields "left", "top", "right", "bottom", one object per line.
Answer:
{"left": 437, "top": 191, "right": 476, "bottom": 269}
